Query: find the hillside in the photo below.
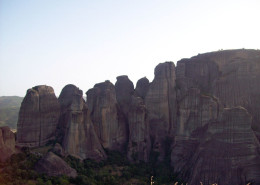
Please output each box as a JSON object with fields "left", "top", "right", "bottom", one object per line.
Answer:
{"left": 0, "top": 96, "right": 23, "bottom": 130}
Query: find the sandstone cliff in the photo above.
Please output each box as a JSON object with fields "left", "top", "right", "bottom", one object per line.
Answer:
{"left": 58, "top": 84, "right": 106, "bottom": 161}
{"left": 14, "top": 49, "right": 260, "bottom": 184}
{"left": 86, "top": 81, "right": 128, "bottom": 152}
{"left": 17, "top": 85, "right": 60, "bottom": 147}
{"left": 145, "top": 62, "right": 177, "bottom": 160}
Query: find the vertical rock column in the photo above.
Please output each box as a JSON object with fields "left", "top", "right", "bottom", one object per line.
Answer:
{"left": 145, "top": 62, "right": 177, "bottom": 160}
{"left": 17, "top": 85, "right": 60, "bottom": 147}
{"left": 87, "top": 81, "right": 127, "bottom": 152}
{"left": 58, "top": 84, "right": 106, "bottom": 160}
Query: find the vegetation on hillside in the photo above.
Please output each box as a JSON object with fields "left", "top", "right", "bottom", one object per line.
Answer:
{"left": 0, "top": 96, "right": 23, "bottom": 129}
{"left": 0, "top": 145, "right": 183, "bottom": 185}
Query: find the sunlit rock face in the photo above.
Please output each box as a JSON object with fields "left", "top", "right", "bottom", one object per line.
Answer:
{"left": 175, "top": 49, "right": 260, "bottom": 140}
{"left": 145, "top": 62, "right": 177, "bottom": 161}
{"left": 0, "top": 126, "right": 16, "bottom": 162}
{"left": 17, "top": 85, "right": 60, "bottom": 147}
{"left": 86, "top": 81, "right": 128, "bottom": 152}
{"left": 188, "top": 107, "right": 260, "bottom": 185}
{"left": 58, "top": 84, "right": 106, "bottom": 161}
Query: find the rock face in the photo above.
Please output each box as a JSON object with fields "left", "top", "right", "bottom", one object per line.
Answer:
{"left": 188, "top": 107, "right": 260, "bottom": 185}
{"left": 115, "top": 75, "right": 134, "bottom": 117}
{"left": 135, "top": 77, "right": 150, "bottom": 99}
{"left": 145, "top": 62, "right": 177, "bottom": 160}
{"left": 35, "top": 152, "right": 77, "bottom": 177}
{"left": 17, "top": 85, "right": 60, "bottom": 147}
{"left": 0, "top": 126, "right": 16, "bottom": 162}
{"left": 86, "top": 81, "right": 127, "bottom": 151}
{"left": 58, "top": 84, "right": 106, "bottom": 161}
{"left": 14, "top": 49, "right": 260, "bottom": 184}
{"left": 127, "top": 95, "right": 150, "bottom": 162}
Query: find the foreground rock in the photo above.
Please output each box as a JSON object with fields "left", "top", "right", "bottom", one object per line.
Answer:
{"left": 58, "top": 84, "right": 106, "bottom": 160}
{"left": 35, "top": 152, "right": 77, "bottom": 177}
{"left": 0, "top": 126, "right": 16, "bottom": 162}
{"left": 17, "top": 85, "right": 60, "bottom": 147}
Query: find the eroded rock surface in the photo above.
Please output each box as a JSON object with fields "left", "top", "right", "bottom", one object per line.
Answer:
{"left": 188, "top": 107, "right": 260, "bottom": 185}
{"left": 58, "top": 84, "right": 106, "bottom": 160}
{"left": 35, "top": 152, "right": 77, "bottom": 177}
{"left": 17, "top": 85, "right": 60, "bottom": 147}
{"left": 145, "top": 62, "right": 177, "bottom": 160}
{"left": 127, "top": 95, "right": 150, "bottom": 162}
{"left": 0, "top": 126, "right": 16, "bottom": 162}
{"left": 135, "top": 77, "right": 150, "bottom": 99}
{"left": 87, "top": 81, "right": 127, "bottom": 151}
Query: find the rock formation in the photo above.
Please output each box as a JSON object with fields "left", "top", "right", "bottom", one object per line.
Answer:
{"left": 145, "top": 62, "right": 177, "bottom": 160}
{"left": 58, "top": 84, "right": 106, "bottom": 161}
{"left": 188, "top": 107, "right": 260, "bottom": 185}
{"left": 0, "top": 126, "right": 16, "bottom": 162}
{"left": 127, "top": 95, "right": 150, "bottom": 162}
{"left": 17, "top": 85, "right": 60, "bottom": 147}
{"left": 135, "top": 77, "right": 150, "bottom": 99}
{"left": 86, "top": 81, "right": 127, "bottom": 152}
{"left": 14, "top": 49, "right": 260, "bottom": 183}
{"left": 35, "top": 152, "right": 77, "bottom": 177}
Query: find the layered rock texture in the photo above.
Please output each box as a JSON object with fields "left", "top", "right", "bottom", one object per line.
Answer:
{"left": 17, "top": 85, "right": 60, "bottom": 147}
{"left": 0, "top": 126, "right": 16, "bottom": 162}
{"left": 15, "top": 49, "right": 260, "bottom": 183}
{"left": 58, "top": 84, "right": 106, "bottom": 161}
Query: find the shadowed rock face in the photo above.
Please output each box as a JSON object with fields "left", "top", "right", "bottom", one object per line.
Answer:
{"left": 145, "top": 62, "right": 177, "bottom": 160}
{"left": 135, "top": 77, "right": 150, "bottom": 99}
{"left": 17, "top": 85, "right": 60, "bottom": 147}
{"left": 58, "top": 84, "right": 106, "bottom": 161}
{"left": 127, "top": 95, "right": 151, "bottom": 162}
{"left": 35, "top": 152, "right": 77, "bottom": 177}
{"left": 188, "top": 107, "right": 260, "bottom": 185}
{"left": 0, "top": 126, "right": 16, "bottom": 162}
{"left": 86, "top": 81, "right": 127, "bottom": 152}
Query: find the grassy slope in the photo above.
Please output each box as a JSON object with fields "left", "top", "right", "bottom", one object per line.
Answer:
{"left": 0, "top": 96, "right": 23, "bottom": 129}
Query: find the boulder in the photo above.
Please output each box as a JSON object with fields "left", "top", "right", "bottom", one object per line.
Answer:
{"left": 0, "top": 126, "right": 16, "bottom": 162}
{"left": 58, "top": 84, "right": 106, "bottom": 161}
{"left": 17, "top": 85, "right": 60, "bottom": 147}
{"left": 35, "top": 152, "right": 77, "bottom": 177}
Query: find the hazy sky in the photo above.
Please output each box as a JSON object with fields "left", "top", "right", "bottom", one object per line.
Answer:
{"left": 1, "top": 0, "right": 259, "bottom": 97}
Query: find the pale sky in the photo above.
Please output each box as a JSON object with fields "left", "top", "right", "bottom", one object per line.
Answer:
{"left": 0, "top": 0, "right": 259, "bottom": 97}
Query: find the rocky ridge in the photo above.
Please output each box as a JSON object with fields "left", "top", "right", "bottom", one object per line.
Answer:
{"left": 15, "top": 49, "right": 260, "bottom": 184}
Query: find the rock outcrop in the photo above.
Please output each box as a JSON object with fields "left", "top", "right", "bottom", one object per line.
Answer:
{"left": 17, "top": 85, "right": 60, "bottom": 147}
{"left": 86, "top": 81, "right": 127, "bottom": 152}
{"left": 127, "top": 95, "right": 150, "bottom": 162}
{"left": 35, "top": 152, "right": 77, "bottom": 177}
{"left": 188, "top": 107, "right": 260, "bottom": 185}
{"left": 145, "top": 62, "right": 177, "bottom": 160}
{"left": 0, "top": 126, "right": 16, "bottom": 162}
{"left": 14, "top": 49, "right": 260, "bottom": 184}
{"left": 135, "top": 77, "right": 150, "bottom": 99}
{"left": 58, "top": 84, "right": 106, "bottom": 161}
